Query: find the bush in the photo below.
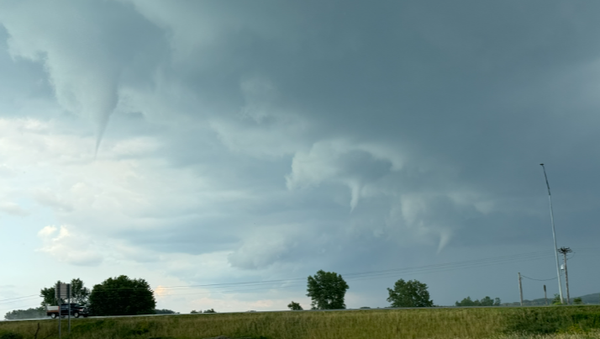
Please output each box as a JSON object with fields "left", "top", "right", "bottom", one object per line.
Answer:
{"left": 571, "top": 312, "right": 600, "bottom": 329}
{"left": 0, "top": 332, "right": 24, "bottom": 339}
{"left": 504, "top": 307, "right": 600, "bottom": 334}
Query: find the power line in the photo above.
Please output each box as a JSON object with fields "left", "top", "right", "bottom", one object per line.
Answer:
{"left": 156, "top": 250, "right": 556, "bottom": 295}
{"left": 0, "top": 249, "right": 571, "bottom": 306}
{"left": 521, "top": 274, "right": 557, "bottom": 282}
{"left": 0, "top": 295, "right": 39, "bottom": 303}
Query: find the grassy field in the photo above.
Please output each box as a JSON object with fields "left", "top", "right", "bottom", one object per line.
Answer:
{"left": 2, "top": 306, "right": 600, "bottom": 339}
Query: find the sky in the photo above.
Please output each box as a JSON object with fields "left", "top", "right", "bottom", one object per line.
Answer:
{"left": 1, "top": 0, "right": 600, "bottom": 316}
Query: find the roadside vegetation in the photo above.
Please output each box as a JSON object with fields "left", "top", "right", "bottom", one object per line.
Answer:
{"left": 2, "top": 306, "right": 600, "bottom": 339}
{"left": 456, "top": 296, "right": 502, "bottom": 307}
{"left": 4, "top": 271, "right": 599, "bottom": 338}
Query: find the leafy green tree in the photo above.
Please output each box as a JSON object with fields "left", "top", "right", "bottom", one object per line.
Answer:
{"left": 203, "top": 308, "right": 216, "bottom": 313}
{"left": 306, "top": 270, "right": 349, "bottom": 310}
{"left": 40, "top": 283, "right": 59, "bottom": 307}
{"left": 40, "top": 278, "right": 90, "bottom": 306}
{"left": 70, "top": 278, "right": 91, "bottom": 305}
{"left": 455, "top": 296, "right": 501, "bottom": 306}
{"left": 154, "top": 309, "right": 176, "bottom": 314}
{"left": 387, "top": 279, "right": 433, "bottom": 307}
{"left": 455, "top": 296, "right": 477, "bottom": 306}
{"left": 4, "top": 307, "right": 45, "bottom": 320}
{"left": 552, "top": 294, "right": 563, "bottom": 305}
{"left": 88, "top": 275, "right": 156, "bottom": 316}
{"left": 479, "top": 296, "right": 494, "bottom": 306}
{"left": 190, "top": 310, "right": 199, "bottom": 314}
{"left": 573, "top": 297, "right": 584, "bottom": 305}
{"left": 287, "top": 301, "right": 303, "bottom": 310}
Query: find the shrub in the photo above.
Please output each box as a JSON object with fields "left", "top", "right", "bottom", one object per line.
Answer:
{"left": 0, "top": 332, "right": 24, "bottom": 339}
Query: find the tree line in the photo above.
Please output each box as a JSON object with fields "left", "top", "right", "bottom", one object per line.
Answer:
{"left": 5, "top": 271, "right": 504, "bottom": 319}
{"left": 40, "top": 275, "right": 156, "bottom": 316}
{"left": 288, "top": 269, "right": 501, "bottom": 310}
{"left": 5, "top": 275, "right": 157, "bottom": 320}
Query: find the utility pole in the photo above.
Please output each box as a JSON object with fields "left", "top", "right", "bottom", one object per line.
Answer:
{"left": 558, "top": 247, "right": 572, "bottom": 305}
{"left": 518, "top": 272, "right": 524, "bottom": 306}
{"left": 56, "top": 282, "right": 61, "bottom": 339}
{"left": 540, "top": 164, "right": 564, "bottom": 304}
{"left": 68, "top": 284, "right": 71, "bottom": 334}
{"left": 544, "top": 285, "right": 548, "bottom": 306}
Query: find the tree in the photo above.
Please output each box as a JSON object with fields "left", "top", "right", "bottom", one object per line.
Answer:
{"left": 552, "top": 294, "right": 563, "bottom": 305}
{"left": 455, "top": 296, "right": 476, "bottom": 306}
{"left": 203, "top": 308, "right": 216, "bottom": 313}
{"left": 40, "top": 283, "right": 59, "bottom": 307}
{"left": 70, "top": 278, "right": 91, "bottom": 305}
{"left": 573, "top": 297, "right": 583, "bottom": 305}
{"left": 287, "top": 301, "right": 303, "bottom": 310}
{"left": 306, "top": 270, "right": 349, "bottom": 310}
{"left": 455, "top": 296, "right": 501, "bottom": 307}
{"left": 479, "top": 296, "right": 494, "bottom": 306}
{"left": 387, "top": 279, "right": 433, "bottom": 308}
{"left": 88, "top": 275, "right": 156, "bottom": 316}
{"left": 40, "top": 278, "right": 91, "bottom": 307}
{"left": 4, "top": 307, "right": 45, "bottom": 320}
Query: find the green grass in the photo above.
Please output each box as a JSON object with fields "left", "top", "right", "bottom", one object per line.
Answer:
{"left": 2, "top": 306, "right": 600, "bottom": 339}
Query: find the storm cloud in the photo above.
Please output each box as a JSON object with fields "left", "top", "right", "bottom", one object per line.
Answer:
{"left": 1, "top": 0, "right": 600, "bottom": 313}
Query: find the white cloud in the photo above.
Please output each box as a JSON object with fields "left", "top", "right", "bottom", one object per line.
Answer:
{"left": 33, "top": 189, "right": 73, "bottom": 212}
{"left": 228, "top": 232, "right": 291, "bottom": 270}
{"left": 0, "top": 164, "right": 17, "bottom": 177}
{"left": 37, "top": 225, "right": 103, "bottom": 266}
{"left": 186, "top": 296, "right": 282, "bottom": 313}
{"left": 105, "top": 241, "right": 161, "bottom": 264}
{"left": 105, "top": 137, "right": 162, "bottom": 158}
{"left": 0, "top": 117, "right": 246, "bottom": 262}
{"left": 37, "top": 225, "right": 57, "bottom": 238}
{"left": 0, "top": 118, "right": 95, "bottom": 167}
{"left": 0, "top": 202, "right": 28, "bottom": 216}
{"left": 286, "top": 139, "right": 403, "bottom": 210}
{"left": 154, "top": 285, "right": 169, "bottom": 299}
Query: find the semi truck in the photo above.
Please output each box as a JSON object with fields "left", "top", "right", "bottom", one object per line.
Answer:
{"left": 46, "top": 303, "right": 89, "bottom": 318}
